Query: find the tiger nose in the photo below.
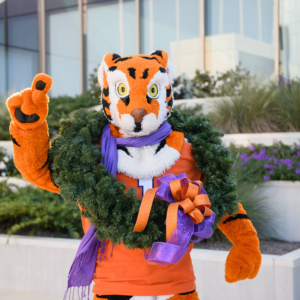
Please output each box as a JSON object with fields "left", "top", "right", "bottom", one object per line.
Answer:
{"left": 130, "top": 108, "right": 147, "bottom": 123}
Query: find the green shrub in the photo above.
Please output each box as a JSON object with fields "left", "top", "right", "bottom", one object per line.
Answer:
{"left": 274, "top": 77, "right": 300, "bottom": 132}
{"left": 87, "top": 67, "right": 102, "bottom": 100}
{"left": 47, "top": 95, "right": 99, "bottom": 136}
{"left": 230, "top": 142, "right": 300, "bottom": 183}
{"left": 0, "top": 147, "right": 19, "bottom": 177}
{"left": 0, "top": 103, "right": 11, "bottom": 141}
{"left": 208, "top": 83, "right": 283, "bottom": 133}
{"left": 191, "top": 63, "right": 251, "bottom": 98}
{"left": 0, "top": 180, "right": 83, "bottom": 238}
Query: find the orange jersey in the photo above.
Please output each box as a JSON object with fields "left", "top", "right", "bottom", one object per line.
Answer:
{"left": 81, "top": 140, "right": 201, "bottom": 296}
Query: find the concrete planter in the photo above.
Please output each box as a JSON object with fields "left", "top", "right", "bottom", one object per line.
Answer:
{"left": 1, "top": 234, "right": 300, "bottom": 300}
{"left": 0, "top": 141, "right": 13, "bottom": 157}
{"left": 257, "top": 181, "right": 300, "bottom": 242}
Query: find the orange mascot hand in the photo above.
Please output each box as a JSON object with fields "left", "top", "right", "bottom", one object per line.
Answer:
{"left": 218, "top": 203, "right": 262, "bottom": 283}
{"left": 6, "top": 74, "right": 52, "bottom": 131}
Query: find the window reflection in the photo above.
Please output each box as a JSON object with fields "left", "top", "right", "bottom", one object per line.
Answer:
{"left": 7, "top": 0, "right": 37, "bottom": 17}
{"left": 280, "top": 0, "right": 300, "bottom": 78}
{"left": 46, "top": 7, "right": 80, "bottom": 97}
{"left": 45, "top": 0, "right": 78, "bottom": 11}
{"left": 205, "top": 0, "right": 274, "bottom": 79}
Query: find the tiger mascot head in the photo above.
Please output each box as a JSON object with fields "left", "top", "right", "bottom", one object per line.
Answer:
{"left": 98, "top": 50, "right": 175, "bottom": 137}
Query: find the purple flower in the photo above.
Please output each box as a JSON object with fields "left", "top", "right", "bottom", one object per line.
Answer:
{"left": 278, "top": 163, "right": 283, "bottom": 167}
{"left": 297, "top": 145, "right": 300, "bottom": 149}
{"left": 293, "top": 154, "right": 297, "bottom": 157}
{"left": 298, "top": 162, "right": 300, "bottom": 167}
{"left": 274, "top": 158, "right": 279, "bottom": 164}
{"left": 296, "top": 169, "right": 300, "bottom": 175}
{"left": 264, "top": 164, "right": 270, "bottom": 169}
{"left": 264, "top": 176, "right": 270, "bottom": 181}
{"left": 243, "top": 166, "right": 247, "bottom": 170}
{"left": 288, "top": 165, "right": 293, "bottom": 169}
{"left": 286, "top": 150, "right": 290, "bottom": 154}
{"left": 248, "top": 145, "right": 255, "bottom": 150}
{"left": 233, "top": 163, "right": 236, "bottom": 168}
{"left": 260, "top": 148, "right": 266, "bottom": 155}
{"left": 239, "top": 153, "right": 247, "bottom": 159}
{"left": 269, "top": 170, "right": 274, "bottom": 175}
{"left": 297, "top": 151, "right": 300, "bottom": 156}
{"left": 273, "top": 148, "right": 278, "bottom": 152}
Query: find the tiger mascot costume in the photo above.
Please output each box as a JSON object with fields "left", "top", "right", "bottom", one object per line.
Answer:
{"left": 6, "top": 50, "right": 261, "bottom": 300}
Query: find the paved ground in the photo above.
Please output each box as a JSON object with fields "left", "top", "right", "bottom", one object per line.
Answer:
{"left": 0, "top": 289, "right": 62, "bottom": 300}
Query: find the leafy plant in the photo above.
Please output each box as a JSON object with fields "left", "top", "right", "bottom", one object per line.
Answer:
{"left": 0, "top": 180, "right": 83, "bottom": 238}
{"left": 0, "top": 147, "right": 19, "bottom": 177}
{"left": 47, "top": 95, "right": 100, "bottom": 136}
{"left": 0, "top": 102, "right": 11, "bottom": 141}
{"left": 191, "top": 63, "right": 251, "bottom": 98}
{"left": 207, "top": 83, "right": 282, "bottom": 133}
{"left": 87, "top": 67, "right": 102, "bottom": 100}
{"left": 230, "top": 142, "right": 300, "bottom": 183}
{"left": 172, "top": 75, "right": 193, "bottom": 99}
{"left": 274, "top": 77, "right": 300, "bottom": 131}
{"left": 173, "top": 103, "right": 203, "bottom": 117}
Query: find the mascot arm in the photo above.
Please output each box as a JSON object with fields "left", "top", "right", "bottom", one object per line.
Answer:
{"left": 217, "top": 203, "right": 262, "bottom": 283}
{"left": 6, "top": 74, "right": 59, "bottom": 194}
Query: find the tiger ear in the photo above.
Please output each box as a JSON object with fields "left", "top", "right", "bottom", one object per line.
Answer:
{"left": 151, "top": 50, "right": 175, "bottom": 84}
{"left": 98, "top": 53, "right": 120, "bottom": 89}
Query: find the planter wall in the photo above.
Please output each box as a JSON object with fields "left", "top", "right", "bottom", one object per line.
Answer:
{"left": 0, "top": 141, "right": 13, "bottom": 157}
{"left": 1, "top": 235, "right": 300, "bottom": 300}
{"left": 257, "top": 181, "right": 300, "bottom": 242}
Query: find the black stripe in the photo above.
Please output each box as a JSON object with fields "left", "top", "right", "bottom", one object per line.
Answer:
{"left": 155, "top": 139, "right": 166, "bottom": 154}
{"left": 166, "top": 87, "right": 172, "bottom": 97}
{"left": 160, "top": 67, "right": 166, "bottom": 73}
{"left": 134, "top": 122, "right": 142, "bottom": 132}
{"left": 115, "top": 57, "right": 132, "bottom": 63}
{"left": 120, "top": 95, "right": 130, "bottom": 106}
{"left": 102, "top": 97, "right": 112, "bottom": 121}
{"left": 146, "top": 95, "right": 153, "bottom": 104}
{"left": 141, "top": 68, "right": 149, "bottom": 79}
{"left": 128, "top": 67, "right": 136, "bottom": 79}
{"left": 96, "top": 295, "right": 132, "bottom": 300}
{"left": 141, "top": 56, "right": 159, "bottom": 63}
{"left": 167, "top": 97, "right": 173, "bottom": 107}
{"left": 117, "top": 145, "right": 132, "bottom": 157}
{"left": 151, "top": 50, "right": 163, "bottom": 58}
{"left": 39, "top": 158, "right": 49, "bottom": 170}
{"left": 223, "top": 214, "right": 250, "bottom": 224}
{"left": 103, "top": 87, "right": 109, "bottom": 97}
{"left": 109, "top": 66, "right": 117, "bottom": 72}
{"left": 112, "top": 53, "right": 121, "bottom": 61}
{"left": 11, "top": 134, "right": 20, "bottom": 147}
{"left": 179, "top": 290, "right": 195, "bottom": 295}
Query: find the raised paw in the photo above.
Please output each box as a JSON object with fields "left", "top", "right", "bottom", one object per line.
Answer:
{"left": 6, "top": 74, "right": 52, "bottom": 130}
{"left": 224, "top": 238, "right": 262, "bottom": 283}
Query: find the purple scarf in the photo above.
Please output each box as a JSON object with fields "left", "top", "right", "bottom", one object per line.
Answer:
{"left": 65, "top": 121, "right": 172, "bottom": 299}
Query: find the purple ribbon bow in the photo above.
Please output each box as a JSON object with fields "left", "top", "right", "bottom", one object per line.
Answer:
{"left": 142, "top": 173, "right": 215, "bottom": 266}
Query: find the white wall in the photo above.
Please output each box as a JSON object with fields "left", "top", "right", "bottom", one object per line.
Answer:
{"left": 1, "top": 235, "right": 300, "bottom": 300}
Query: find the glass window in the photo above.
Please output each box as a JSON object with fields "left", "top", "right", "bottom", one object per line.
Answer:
{"left": 7, "top": 0, "right": 37, "bottom": 17}
{"left": 45, "top": 0, "right": 78, "bottom": 11}
{"left": 0, "top": 18, "right": 4, "bottom": 44}
{"left": 223, "top": 0, "right": 240, "bottom": 34}
{"left": 86, "top": 1, "right": 120, "bottom": 78}
{"left": 205, "top": 0, "right": 274, "bottom": 80}
{"left": 179, "top": 0, "right": 199, "bottom": 40}
{"left": 7, "top": 14, "right": 38, "bottom": 51}
{"left": 141, "top": 0, "right": 201, "bottom": 78}
{"left": 123, "top": 0, "right": 136, "bottom": 56}
{"left": 46, "top": 7, "right": 80, "bottom": 97}
{"left": 205, "top": 0, "right": 220, "bottom": 36}
{"left": 280, "top": 0, "right": 300, "bottom": 78}
{"left": 261, "top": 0, "right": 273, "bottom": 44}
{"left": 243, "top": 0, "right": 259, "bottom": 40}
{"left": 0, "top": 46, "right": 6, "bottom": 96}
{"left": 7, "top": 47, "right": 38, "bottom": 92}
{"left": 0, "top": 3, "right": 4, "bottom": 19}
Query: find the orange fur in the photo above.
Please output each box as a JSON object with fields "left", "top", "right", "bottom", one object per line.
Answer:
{"left": 218, "top": 203, "right": 261, "bottom": 283}
{"left": 166, "top": 131, "right": 184, "bottom": 152}
{"left": 7, "top": 74, "right": 59, "bottom": 193}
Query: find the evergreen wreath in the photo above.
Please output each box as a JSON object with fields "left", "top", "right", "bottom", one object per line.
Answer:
{"left": 49, "top": 108, "right": 238, "bottom": 249}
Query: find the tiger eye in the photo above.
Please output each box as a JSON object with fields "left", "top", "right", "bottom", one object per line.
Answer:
{"left": 117, "top": 83, "right": 128, "bottom": 97}
{"left": 148, "top": 84, "right": 158, "bottom": 98}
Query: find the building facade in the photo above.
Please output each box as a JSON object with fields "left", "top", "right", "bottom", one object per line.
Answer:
{"left": 0, "top": 0, "right": 299, "bottom": 97}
